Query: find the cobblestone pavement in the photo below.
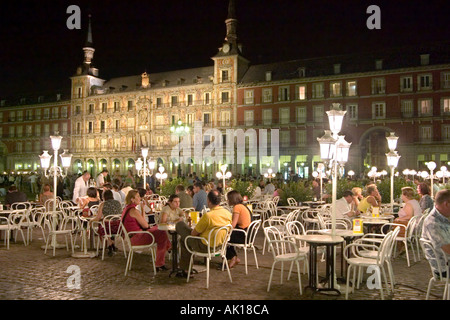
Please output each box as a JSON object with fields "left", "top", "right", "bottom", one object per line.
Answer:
{"left": 0, "top": 228, "right": 447, "bottom": 303}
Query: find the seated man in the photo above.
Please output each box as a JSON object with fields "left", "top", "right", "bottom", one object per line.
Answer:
{"left": 422, "top": 189, "right": 450, "bottom": 278}
{"left": 175, "top": 190, "right": 232, "bottom": 278}
{"left": 335, "top": 190, "right": 360, "bottom": 219}
{"left": 5, "top": 185, "right": 28, "bottom": 208}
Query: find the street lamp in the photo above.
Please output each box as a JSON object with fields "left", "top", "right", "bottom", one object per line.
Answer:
{"left": 155, "top": 166, "right": 168, "bottom": 186}
{"left": 386, "top": 132, "right": 400, "bottom": 211}
{"left": 216, "top": 164, "right": 232, "bottom": 189}
{"left": 264, "top": 168, "right": 276, "bottom": 182}
{"left": 317, "top": 103, "right": 350, "bottom": 236}
{"left": 427, "top": 161, "right": 437, "bottom": 198}
{"left": 170, "top": 119, "right": 190, "bottom": 177}
{"left": 39, "top": 134, "right": 72, "bottom": 249}
{"left": 135, "top": 147, "right": 155, "bottom": 190}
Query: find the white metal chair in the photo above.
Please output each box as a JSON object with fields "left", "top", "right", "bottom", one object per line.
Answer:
{"left": 121, "top": 226, "right": 157, "bottom": 276}
{"left": 98, "top": 215, "right": 123, "bottom": 260}
{"left": 8, "top": 210, "right": 29, "bottom": 246}
{"left": 413, "top": 211, "right": 430, "bottom": 260}
{"left": 185, "top": 224, "right": 233, "bottom": 289}
{"left": 420, "top": 238, "right": 449, "bottom": 300}
{"left": 344, "top": 230, "right": 396, "bottom": 300}
{"left": 44, "top": 212, "right": 76, "bottom": 256}
{"left": 264, "top": 226, "right": 307, "bottom": 295}
{"left": 382, "top": 216, "right": 418, "bottom": 267}
{"left": 227, "top": 219, "right": 262, "bottom": 274}
{"left": 0, "top": 215, "right": 13, "bottom": 249}
{"left": 353, "top": 226, "right": 401, "bottom": 291}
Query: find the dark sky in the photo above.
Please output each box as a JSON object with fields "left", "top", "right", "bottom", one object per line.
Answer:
{"left": 1, "top": 0, "right": 449, "bottom": 97}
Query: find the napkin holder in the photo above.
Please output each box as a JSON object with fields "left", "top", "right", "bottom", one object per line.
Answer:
{"left": 353, "top": 218, "right": 363, "bottom": 234}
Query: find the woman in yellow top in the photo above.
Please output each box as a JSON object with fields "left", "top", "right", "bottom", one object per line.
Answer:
{"left": 357, "top": 184, "right": 382, "bottom": 213}
{"left": 226, "top": 190, "right": 252, "bottom": 268}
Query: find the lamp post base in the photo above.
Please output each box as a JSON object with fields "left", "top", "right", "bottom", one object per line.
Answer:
{"left": 72, "top": 251, "right": 97, "bottom": 258}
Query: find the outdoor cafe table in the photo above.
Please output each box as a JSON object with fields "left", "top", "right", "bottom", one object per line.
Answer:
{"left": 303, "top": 201, "right": 326, "bottom": 208}
{"left": 295, "top": 234, "right": 344, "bottom": 295}
{"left": 318, "top": 229, "right": 364, "bottom": 281}
{"left": 72, "top": 215, "right": 96, "bottom": 258}
{"left": 360, "top": 216, "right": 390, "bottom": 234}
{"left": 158, "top": 223, "right": 180, "bottom": 277}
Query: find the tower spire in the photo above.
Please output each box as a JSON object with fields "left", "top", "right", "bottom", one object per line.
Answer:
{"left": 83, "top": 14, "right": 95, "bottom": 66}
{"left": 85, "top": 14, "right": 93, "bottom": 47}
{"left": 225, "top": 0, "right": 238, "bottom": 45}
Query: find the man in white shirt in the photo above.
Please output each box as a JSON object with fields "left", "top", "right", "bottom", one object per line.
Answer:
{"left": 335, "top": 190, "right": 359, "bottom": 219}
{"left": 96, "top": 169, "right": 109, "bottom": 188}
{"left": 72, "top": 171, "right": 90, "bottom": 203}
{"left": 112, "top": 184, "right": 125, "bottom": 205}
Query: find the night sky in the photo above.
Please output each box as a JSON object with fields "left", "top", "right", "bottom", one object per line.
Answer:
{"left": 0, "top": 0, "right": 449, "bottom": 98}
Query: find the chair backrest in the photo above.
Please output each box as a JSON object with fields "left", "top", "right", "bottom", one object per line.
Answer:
{"left": 285, "top": 209, "right": 302, "bottom": 224}
{"left": 287, "top": 198, "right": 297, "bottom": 206}
{"left": 420, "top": 238, "right": 449, "bottom": 280}
{"left": 8, "top": 210, "right": 27, "bottom": 227}
{"left": 272, "top": 196, "right": 280, "bottom": 206}
{"left": 102, "top": 215, "right": 122, "bottom": 237}
{"left": 285, "top": 221, "right": 307, "bottom": 247}
{"left": 11, "top": 202, "right": 32, "bottom": 211}
{"left": 385, "top": 226, "right": 401, "bottom": 260}
{"left": 377, "top": 230, "right": 395, "bottom": 265}
{"left": 245, "top": 219, "right": 262, "bottom": 246}
{"left": 264, "top": 225, "right": 297, "bottom": 257}
{"left": 405, "top": 215, "right": 419, "bottom": 238}
{"left": 207, "top": 224, "right": 233, "bottom": 256}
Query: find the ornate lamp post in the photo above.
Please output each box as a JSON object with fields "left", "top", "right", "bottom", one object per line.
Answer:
{"left": 39, "top": 134, "right": 72, "bottom": 249}
{"left": 386, "top": 132, "right": 400, "bottom": 211}
{"left": 155, "top": 166, "right": 168, "bottom": 186}
{"left": 264, "top": 168, "right": 276, "bottom": 182}
{"left": 170, "top": 119, "right": 190, "bottom": 177}
{"left": 427, "top": 161, "right": 437, "bottom": 198}
{"left": 317, "top": 103, "right": 351, "bottom": 236}
{"left": 216, "top": 164, "right": 232, "bottom": 189}
{"left": 136, "top": 147, "right": 155, "bottom": 190}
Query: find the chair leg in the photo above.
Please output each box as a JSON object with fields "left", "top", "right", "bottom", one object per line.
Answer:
{"left": 267, "top": 261, "right": 276, "bottom": 292}
{"left": 345, "top": 264, "right": 353, "bottom": 300}
{"left": 187, "top": 254, "right": 194, "bottom": 283}
{"left": 405, "top": 241, "right": 411, "bottom": 267}
{"left": 253, "top": 248, "right": 259, "bottom": 270}
{"left": 223, "top": 256, "right": 232, "bottom": 284}
{"left": 296, "top": 261, "right": 302, "bottom": 295}
{"left": 244, "top": 248, "right": 248, "bottom": 274}
{"left": 206, "top": 258, "right": 210, "bottom": 289}
{"left": 426, "top": 278, "right": 434, "bottom": 300}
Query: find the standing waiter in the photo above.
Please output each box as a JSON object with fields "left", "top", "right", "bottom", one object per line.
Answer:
{"left": 72, "top": 171, "right": 91, "bottom": 204}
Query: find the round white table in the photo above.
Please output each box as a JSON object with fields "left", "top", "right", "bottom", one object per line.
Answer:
{"left": 295, "top": 234, "right": 344, "bottom": 295}
{"left": 72, "top": 216, "right": 96, "bottom": 258}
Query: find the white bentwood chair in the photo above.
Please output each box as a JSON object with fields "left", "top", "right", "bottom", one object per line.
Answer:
{"left": 420, "top": 238, "right": 449, "bottom": 300}
{"left": 185, "top": 224, "right": 233, "bottom": 289}
{"left": 227, "top": 219, "right": 262, "bottom": 274}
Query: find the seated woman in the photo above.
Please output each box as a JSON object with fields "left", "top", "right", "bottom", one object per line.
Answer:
{"left": 417, "top": 182, "right": 434, "bottom": 213}
{"left": 90, "top": 189, "right": 123, "bottom": 256}
{"left": 79, "top": 187, "right": 100, "bottom": 210}
{"left": 357, "top": 184, "right": 381, "bottom": 213}
{"left": 121, "top": 189, "right": 171, "bottom": 271}
{"left": 226, "top": 190, "right": 252, "bottom": 268}
{"left": 39, "top": 184, "right": 54, "bottom": 209}
{"left": 394, "top": 187, "right": 422, "bottom": 238}
{"left": 160, "top": 194, "right": 186, "bottom": 224}
{"left": 351, "top": 187, "right": 363, "bottom": 211}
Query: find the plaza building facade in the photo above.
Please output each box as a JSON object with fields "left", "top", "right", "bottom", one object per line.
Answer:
{"left": 1, "top": 0, "right": 449, "bottom": 179}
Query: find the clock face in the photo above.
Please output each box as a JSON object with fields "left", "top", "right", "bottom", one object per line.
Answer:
{"left": 223, "top": 44, "right": 230, "bottom": 53}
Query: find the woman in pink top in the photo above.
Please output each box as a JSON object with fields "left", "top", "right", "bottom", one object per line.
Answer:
{"left": 122, "top": 189, "right": 170, "bottom": 271}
